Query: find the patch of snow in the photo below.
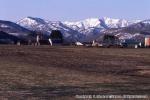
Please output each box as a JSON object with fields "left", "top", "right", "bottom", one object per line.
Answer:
{"left": 0, "top": 24, "right": 9, "bottom": 28}
{"left": 116, "top": 33, "right": 141, "bottom": 40}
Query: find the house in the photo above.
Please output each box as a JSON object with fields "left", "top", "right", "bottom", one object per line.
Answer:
{"left": 120, "top": 39, "right": 140, "bottom": 48}
{"left": 75, "top": 41, "right": 83, "bottom": 46}
{"left": 145, "top": 36, "right": 150, "bottom": 47}
{"left": 92, "top": 40, "right": 101, "bottom": 47}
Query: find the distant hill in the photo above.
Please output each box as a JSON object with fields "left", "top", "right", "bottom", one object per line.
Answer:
{"left": 0, "top": 20, "right": 36, "bottom": 41}
{"left": 0, "top": 31, "right": 20, "bottom": 44}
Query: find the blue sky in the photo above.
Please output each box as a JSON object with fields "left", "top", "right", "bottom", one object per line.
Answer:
{"left": 0, "top": 0, "right": 150, "bottom": 21}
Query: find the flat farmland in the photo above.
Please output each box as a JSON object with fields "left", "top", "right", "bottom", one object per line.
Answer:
{"left": 0, "top": 45, "right": 150, "bottom": 100}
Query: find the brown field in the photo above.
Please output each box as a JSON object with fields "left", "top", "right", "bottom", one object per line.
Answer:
{"left": 0, "top": 45, "right": 150, "bottom": 100}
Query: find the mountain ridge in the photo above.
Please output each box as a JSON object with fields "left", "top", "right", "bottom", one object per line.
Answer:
{"left": 0, "top": 17, "right": 150, "bottom": 43}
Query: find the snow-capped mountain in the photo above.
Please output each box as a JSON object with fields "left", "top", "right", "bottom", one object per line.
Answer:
{"left": 63, "top": 18, "right": 106, "bottom": 39}
{"left": 63, "top": 17, "right": 141, "bottom": 41}
{"left": 100, "top": 17, "right": 140, "bottom": 28}
{"left": 19, "top": 17, "right": 139, "bottom": 33}
{"left": 98, "top": 19, "right": 150, "bottom": 42}
{"left": 64, "top": 17, "right": 140, "bottom": 29}
{"left": 16, "top": 17, "right": 150, "bottom": 42}
{"left": 18, "top": 17, "right": 88, "bottom": 42}
{"left": 17, "top": 17, "right": 52, "bottom": 34}
{"left": 126, "top": 19, "right": 150, "bottom": 32}
{"left": 64, "top": 18, "right": 104, "bottom": 30}
{"left": 18, "top": 17, "right": 139, "bottom": 42}
{"left": 1, "top": 16, "right": 149, "bottom": 44}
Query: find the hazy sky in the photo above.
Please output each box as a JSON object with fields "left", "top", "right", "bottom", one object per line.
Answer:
{"left": 0, "top": 0, "right": 150, "bottom": 22}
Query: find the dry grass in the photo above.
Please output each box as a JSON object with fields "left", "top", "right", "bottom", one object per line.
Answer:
{"left": 0, "top": 45, "right": 149, "bottom": 99}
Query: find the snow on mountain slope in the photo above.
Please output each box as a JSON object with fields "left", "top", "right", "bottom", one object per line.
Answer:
{"left": 64, "top": 18, "right": 104, "bottom": 30}
{"left": 63, "top": 17, "right": 141, "bottom": 39}
{"left": 102, "top": 17, "right": 141, "bottom": 28}
{"left": 141, "top": 19, "right": 150, "bottom": 24}
{"left": 64, "top": 17, "right": 140, "bottom": 30}
{"left": 64, "top": 18, "right": 107, "bottom": 39}
{"left": 18, "top": 17, "right": 70, "bottom": 32}
{"left": 115, "top": 33, "right": 141, "bottom": 40}
{"left": 17, "top": 17, "right": 88, "bottom": 42}
{"left": 17, "top": 17, "right": 51, "bottom": 33}
{"left": 101, "top": 17, "right": 129, "bottom": 28}
{"left": 17, "top": 17, "right": 143, "bottom": 42}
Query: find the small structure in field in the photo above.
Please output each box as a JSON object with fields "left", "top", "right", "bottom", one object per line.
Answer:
{"left": 134, "top": 44, "right": 138, "bottom": 49}
{"left": 92, "top": 40, "right": 100, "bottom": 47}
{"left": 75, "top": 41, "right": 83, "bottom": 46}
{"left": 48, "top": 38, "right": 53, "bottom": 46}
{"left": 145, "top": 36, "right": 150, "bottom": 47}
{"left": 17, "top": 41, "right": 21, "bottom": 46}
{"left": 120, "top": 39, "right": 141, "bottom": 48}
{"left": 36, "top": 34, "right": 40, "bottom": 46}
{"left": 83, "top": 42, "right": 92, "bottom": 47}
